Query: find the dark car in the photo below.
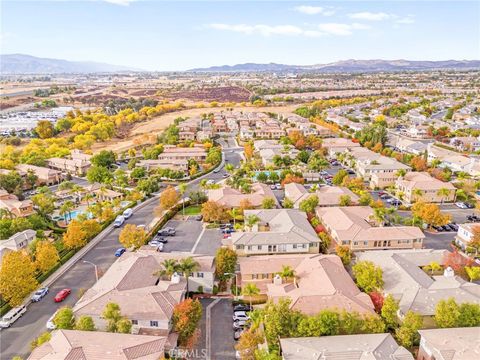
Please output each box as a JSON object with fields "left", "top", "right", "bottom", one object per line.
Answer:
{"left": 449, "top": 223, "right": 459, "bottom": 231}
{"left": 466, "top": 203, "right": 475, "bottom": 209}
{"left": 54, "top": 288, "right": 71, "bottom": 302}
{"left": 380, "top": 194, "right": 391, "bottom": 200}
{"left": 347, "top": 170, "right": 355, "bottom": 175}
{"left": 390, "top": 200, "right": 402, "bottom": 206}
{"left": 115, "top": 247, "right": 126, "bottom": 257}
{"left": 441, "top": 225, "right": 452, "bottom": 232}
{"left": 153, "top": 235, "right": 168, "bottom": 243}
{"left": 467, "top": 215, "right": 480, "bottom": 222}
{"left": 158, "top": 227, "right": 176, "bottom": 236}
{"left": 433, "top": 225, "right": 443, "bottom": 232}
{"left": 194, "top": 215, "right": 203, "bottom": 221}
{"left": 234, "top": 304, "right": 252, "bottom": 312}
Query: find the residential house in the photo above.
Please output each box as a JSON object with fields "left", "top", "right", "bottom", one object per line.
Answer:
{"left": 321, "top": 138, "right": 361, "bottom": 157}
{"left": 239, "top": 254, "right": 375, "bottom": 315}
{"left": 207, "top": 183, "right": 278, "bottom": 209}
{"left": 370, "top": 171, "right": 399, "bottom": 189}
{"left": 395, "top": 172, "right": 456, "bottom": 204}
{"left": 417, "top": 327, "right": 480, "bottom": 360}
{"left": 0, "top": 189, "right": 34, "bottom": 217}
{"left": 0, "top": 229, "right": 36, "bottom": 265}
{"left": 27, "top": 330, "right": 173, "bottom": 360}
{"left": 394, "top": 137, "right": 429, "bottom": 156}
{"left": 450, "top": 136, "right": 480, "bottom": 152}
{"left": 47, "top": 150, "right": 92, "bottom": 176}
{"left": 16, "top": 164, "right": 62, "bottom": 186}
{"left": 316, "top": 206, "right": 425, "bottom": 250}
{"left": 280, "top": 333, "right": 414, "bottom": 360}
{"left": 158, "top": 145, "right": 207, "bottom": 162}
{"left": 223, "top": 209, "right": 321, "bottom": 256}
{"left": 136, "top": 159, "right": 189, "bottom": 174}
{"left": 356, "top": 249, "right": 480, "bottom": 324}
{"left": 455, "top": 222, "right": 480, "bottom": 250}
{"left": 73, "top": 251, "right": 187, "bottom": 336}
{"left": 284, "top": 183, "right": 359, "bottom": 208}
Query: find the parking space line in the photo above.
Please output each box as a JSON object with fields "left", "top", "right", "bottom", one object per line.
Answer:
{"left": 191, "top": 226, "right": 206, "bottom": 254}
{"left": 206, "top": 298, "right": 221, "bottom": 360}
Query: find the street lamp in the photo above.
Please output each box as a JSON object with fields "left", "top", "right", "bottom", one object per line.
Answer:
{"left": 224, "top": 272, "right": 238, "bottom": 299}
{"left": 83, "top": 260, "right": 99, "bottom": 282}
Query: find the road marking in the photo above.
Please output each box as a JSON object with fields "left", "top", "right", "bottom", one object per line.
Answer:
{"left": 190, "top": 225, "right": 206, "bottom": 254}
{"left": 206, "top": 298, "right": 221, "bottom": 360}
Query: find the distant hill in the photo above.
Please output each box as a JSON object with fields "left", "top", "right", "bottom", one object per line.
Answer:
{"left": 190, "top": 59, "right": 480, "bottom": 73}
{"left": 0, "top": 54, "right": 142, "bottom": 74}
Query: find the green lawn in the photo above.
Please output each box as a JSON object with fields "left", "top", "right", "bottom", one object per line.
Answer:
{"left": 183, "top": 205, "right": 201, "bottom": 215}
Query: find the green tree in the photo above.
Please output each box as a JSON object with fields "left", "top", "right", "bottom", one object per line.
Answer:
{"left": 352, "top": 261, "right": 384, "bottom": 293}
{"left": 86, "top": 165, "right": 113, "bottom": 184}
{"left": 423, "top": 261, "right": 443, "bottom": 275}
{"left": 435, "top": 298, "right": 460, "bottom": 328}
{"left": 381, "top": 294, "right": 399, "bottom": 329}
{"left": 103, "top": 302, "right": 122, "bottom": 332}
{"left": 395, "top": 311, "right": 422, "bottom": 348}
{"left": 178, "top": 257, "right": 200, "bottom": 294}
{"left": 31, "top": 193, "right": 55, "bottom": 215}
{"left": 91, "top": 150, "right": 116, "bottom": 168}
{"left": 0, "top": 251, "right": 38, "bottom": 306}
{"left": 30, "top": 331, "right": 52, "bottom": 350}
{"left": 262, "top": 197, "right": 276, "bottom": 209}
{"left": 332, "top": 169, "right": 348, "bottom": 186}
{"left": 465, "top": 266, "right": 480, "bottom": 282}
{"left": 75, "top": 315, "right": 96, "bottom": 331}
{"left": 458, "top": 303, "right": 480, "bottom": 327}
{"left": 339, "top": 195, "right": 352, "bottom": 206}
{"left": 257, "top": 172, "right": 268, "bottom": 183}
{"left": 116, "top": 318, "right": 132, "bottom": 333}
{"left": 0, "top": 171, "right": 23, "bottom": 193}
{"left": 282, "top": 197, "right": 294, "bottom": 209}
{"left": 53, "top": 307, "right": 75, "bottom": 329}
{"left": 299, "top": 195, "right": 318, "bottom": 214}
{"left": 215, "top": 247, "right": 237, "bottom": 282}
{"left": 277, "top": 265, "right": 296, "bottom": 282}
{"left": 242, "top": 283, "right": 260, "bottom": 308}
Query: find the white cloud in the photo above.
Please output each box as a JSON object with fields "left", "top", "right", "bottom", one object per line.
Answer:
{"left": 294, "top": 5, "right": 335, "bottom": 16}
{"left": 207, "top": 22, "right": 369, "bottom": 37}
{"left": 348, "top": 12, "right": 392, "bottom": 21}
{"left": 102, "top": 0, "right": 135, "bottom": 6}
{"left": 396, "top": 15, "right": 415, "bottom": 24}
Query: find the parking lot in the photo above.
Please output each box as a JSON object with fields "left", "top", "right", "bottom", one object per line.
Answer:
{"left": 159, "top": 219, "right": 203, "bottom": 253}
{"left": 193, "top": 229, "right": 223, "bottom": 256}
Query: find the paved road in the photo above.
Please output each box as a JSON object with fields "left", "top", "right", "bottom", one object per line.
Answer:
{"left": 0, "top": 141, "right": 241, "bottom": 360}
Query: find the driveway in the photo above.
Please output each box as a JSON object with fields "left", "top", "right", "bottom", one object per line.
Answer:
{"left": 423, "top": 231, "right": 456, "bottom": 250}
{"left": 210, "top": 299, "right": 237, "bottom": 360}
{"left": 160, "top": 219, "right": 203, "bottom": 253}
{"left": 193, "top": 229, "right": 223, "bottom": 256}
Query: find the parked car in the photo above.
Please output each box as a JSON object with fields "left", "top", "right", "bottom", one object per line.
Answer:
{"left": 233, "top": 320, "right": 248, "bottom": 330}
{"left": 234, "top": 329, "right": 244, "bottom": 341}
{"left": 441, "top": 225, "right": 452, "bottom": 231}
{"left": 223, "top": 173, "right": 229, "bottom": 178}
{"left": 390, "top": 200, "right": 402, "bottom": 206}
{"left": 275, "top": 183, "right": 282, "bottom": 190}
{"left": 449, "top": 223, "right": 459, "bottom": 231}
{"left": 270, "top": 184, "right": 276, "bottom": 190}
{"left": 213, "top": 168, "right": 220, "bottom": 173}
{"left": 148, "top": 240, "right": 162, "bottom": 247}
{"left": 158, "top": 227, "right": 176, "bottom": 236}
{"left": 194, "top": 215, "right": 203, "bottom": 221}
{"left": 456, "top": 202, "right": 468, "bottom": 209}
{"left": 156, "top": 243, "right": 164, "bottom": 252}
{"left": 152, "top": 234, "right": 168, "bottom": 243}
{"left": 46, "top": 312, "right": 57, "bottom": 330}
{"left": 0, "top": 306, "right": 27, "bottom": 328}
{"left": 113, "top": 215, "right": 125, "bottom": 228}
{"left": 380, "top": 194, "right": 391, "bottom": 200}
{"left": 31, "top": 287, "right": 49, "bottom": 302}
{"left": 466, "top": 203, "right": 475, "bottom": 209}
{"left": 233, "top": 312, "right": 250, "bottom": 322}
{"left": 467, "top": 215, "right": 480, "bottom": 222}
{"left": 233, "top": 304, "right": 252, "bottom": 312}
{"left": 54, "top": 289, "right": 71, "bottom": 302}
{"left": 115, "top": 247, "right": 126, "bottom": 257}
{"left": 347, "top": 169, "right": 355, "bottom": 175}
{"left": 206, "top": 179, "right": 215, "bottom": 185}
{"left": 433, "top": 225, "right": 443, "bottom": 232}
{"left": 122, "top": 208, "right": 133, "bottom": 219}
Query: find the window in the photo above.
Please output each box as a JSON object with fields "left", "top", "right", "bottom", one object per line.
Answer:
{"left": 247, "top": 246, "right": 252, "bottom": 251}
{"left": 236, "top": 245, "right": 244, "bottom": 250}
{"left": 353, "top": 241, "right": 359, "bottom": 246}
{"left": 293, "top": 244, "right": 297, "bottom": 249}
{"left": 196, "top": 272, "right": 204, "bottom": 278}
{"left": 131, "top": 320, "right": 138, "bottom": 325}
{"left": 252, "top": 274, "right": 258, "bottom": 280}
{"left": 342, "top": 241, "right": 350, "bottom": 245}
{"left": 363, "top": 241, "right": 368, "bottom": 246}
{"left": 262, "top": 274, "right": 269, "bottom": 279}
{"left": 257, "top": 245, "right": 263, "bottom": 250}
{"left": 150, "top": 321, "right": 159, "bottom": 327}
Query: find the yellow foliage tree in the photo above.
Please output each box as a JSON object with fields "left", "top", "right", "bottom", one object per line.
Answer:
{"left": 35, "top": 241, "right": 60, "bottom": 273}
{"left": 118, "top": 224, "right": 146, "bottom": 249}
{"left": 160, "top": 186, "right": 180, "bottom": 210}
{"left": 412, "top": 202, "right": 451, "bottom": 227}
{"left": 0, "top": 251, "right": 38, "bottom": 306}
{"left": 63, "top": 220, "right": 88, "bottom": 249}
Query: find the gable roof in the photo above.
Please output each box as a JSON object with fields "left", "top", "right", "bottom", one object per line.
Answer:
{"left": 418, "top": 327, "right": 480, "bottom": 360}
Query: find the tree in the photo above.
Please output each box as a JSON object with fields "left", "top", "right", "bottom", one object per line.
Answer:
{"left": 299, "top": 195, "right": 318, "bottom": 214}
{"left": 381, "top": 294, "right": 399, "bottom": 329}
{"left": 159, "top": 185, "right": 180, "bottom": 210}
{"left": 35, "top": 120, "right": 55, "bottom": 139}
{"left": 156, "top": 258, "right": 179, "bottom": 279}
{"left": 0, "top": 251, "right": 38, "bottom": 306}
{"left": 352, "top": 261, "right": 384, "bottom": 293}
{"left": 458, "top": 302, "right": 480, "bottom": 327}
{"left": 282, "top": 197, "right": 294, "bottom": 209}
{"left": 137, "top": 178, "right": 159, "bottom": 195}
{"left": 178, "top": 257, "right": 200, "bottom": 294}
{"left": 395, "top": 311, "right": 422, "bottom": 348}
{"left": 239, "top": 199, "right": 254, "bottom": 212}
{"left": 86, "top": 165, "right": 113, "bottom": 184}
{"left": 437, "top": 187, "right": 452, "bottom": 205}
{"left": 130, "top": 167, "right": 146, "bottom": 180}
{"left": 235, "top": 329, "right": 263, "bottom": 360}
{"left": 201, "top": 200, "right": 230, "bottom": 223}
{"left": 116, "top": 318, "right": 132, "bottom": 333}
{"left": 102, "top": 302, "right": 122, "bottom": 332}
{"left": 465, "top": 266, "right": 480, "bottom": 282}
{"left": 91, "top": 150, "right": 116, "bottom": 168}
{"left": 423, "top": 261, "right": 442, "bottom": 275}
{"left": 31, "top": 193, "right": 56, "bottom": 216}
{"left": 358, "top": 192, "right": 373, "bottom": 206}
{"left": 410, "top": 156, "right": 427, "bottom": 171}
{"left": 277, "top": 265, "right": 296, "bottom": 282}
{"left": 256, "top": 172, "right": 268, "bottom": 183}
{"left": 412, "top": 202, "right": 451, "bottom": 227}
{"left": 59, "top": 200, "right": 75, "bottom": 224}
{"left": 339, "top": 195, "right": 352, "bottom": 206}
{"left": 30, "top": 331, "right": 52, "bottom": 350}
{"left": 215, "top": 247, "right": 237, "bottom": 282}
{"left": 435, "top": 298, "right": 461, "bottom": 328}
{"left": 173, "top": 298, "right": 202, "bottom": 345}
{"left": 245, "top": 214, "right": 260, "bottom": 230}
{"left": 242, "top": 283, "right": 260, "bottom": 308}
{"left": 75, "top": 315, "right": 96, "bottom": 331}
{"left": 333, "top": 169, "right": 348, "bottom": 185}
{"left": 35, "top": 240, "right": 60, "bottom": 273}
{"left": 54, "top": 306, "right": 75, "bottom": 329}
{"left": 0, "top": 171, "right": 23, "bottom": 194}
{"left": 63, "top": 220, "right": 88, "bottom": 249}
{"left": 118, "top": 224, "right": 146, "bottom": 249}
{"left": 335, "top": 245, "right": 352, "bottom": 265}
{"left": 261, "top": 197, "right": 276, "bottom": 209}
{"left": 281, "top": 174, "right": 304, "bottom": 187}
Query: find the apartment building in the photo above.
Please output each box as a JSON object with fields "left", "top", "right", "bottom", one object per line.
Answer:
{"left": 284, "top": 183, "right": 359, "bottom": 208}
{"left": 395, "top": 172, "right": 456, "bottom": 204}
{"left": 15, "top": 164, "right": 63, "bottom": 186}
{"left": 455, "top": 222, "right": 480, "bottom": 250}
{"left": 157, "top": 145, "right": 207, "bottom": 162}
{"left": 0, "top": 189, "right": 34, "bottom": 218}
{"left": 0, "top": 229, "right": 36, "bottom": 265}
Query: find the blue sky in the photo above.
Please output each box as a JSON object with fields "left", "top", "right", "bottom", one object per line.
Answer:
{"left": 1, "top": 1, "right": 479, "bottom": 70}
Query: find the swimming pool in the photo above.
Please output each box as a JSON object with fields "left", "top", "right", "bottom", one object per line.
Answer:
{"left": 252, "top": 170, "right": 281, "bottom": 180}
{"left": 62, "top": 210, "right": 93, "bottom": 221}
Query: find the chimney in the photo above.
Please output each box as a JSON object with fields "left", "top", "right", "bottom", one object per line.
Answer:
{"left": 273, "top": 274, "right": 282, "bottom": 285}
{"left": 171, "top": 272, "right": 181, "bottom": 284}
{"left": 443, "top": 266, "right": 455, "bottom": 277}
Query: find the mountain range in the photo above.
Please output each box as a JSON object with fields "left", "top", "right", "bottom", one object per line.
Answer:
{"left": 189, "top": 59, "right": 480, "bottom": 73}
{"left": 0, "top": 54, "right": 141, "bottom": 74}
{"left": 1, "top": 54, "right": 479, "bottom": 74}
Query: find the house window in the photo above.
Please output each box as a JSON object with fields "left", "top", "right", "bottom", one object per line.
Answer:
{"left": 131, "top": 320, "right": 138, "bottom": 325}
{"left": 342, "top": 241, "right": 350, "bottom": 245}
{"left": 262, "top": 274, "right": 269, "bottom": 279}
{"left": 353, "top": 241, "right": 359, "bottom": 246}
{"left": 252, "top": 274, "right": 258, "bottom": 280}
{"left": 247, "top": 246, "right": 252, "bottom": 251}
{"left": 236, "top": 245, "right": 244, "bottom": 250}
{"left": 150, "top": 321, "right": 159, "bottom": 327}
{"left": 257, "top": 245, "right": 263, "bottom": 250}
{"left": 363, "top": 241, "right": 368, "bottom": 246}
{"left": 196, "top": 272, "right": 204, "bottom": 278}
{"left": 293, "top": 244, "right": 297, "bottom": 249}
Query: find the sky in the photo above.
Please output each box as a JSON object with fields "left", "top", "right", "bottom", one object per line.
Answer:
{"left": 1, "top": 0, "right": 479, "bottom": 71}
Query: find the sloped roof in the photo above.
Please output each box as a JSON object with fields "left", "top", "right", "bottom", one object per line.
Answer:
{"left": 418, "top": 327, "right": 480, "bottom": 360}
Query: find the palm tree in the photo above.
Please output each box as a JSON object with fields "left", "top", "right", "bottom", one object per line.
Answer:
{"left": 155, "top": 259, "right": 179, "bottom": 280}
{"left": 178, "top": 183, "right": 187, "bottom": 219}
{"left": 396, "top": 169, "right": 407, "bottom": 178}
{"left": 412, "top": 189, "right": 424, "bottom": 203}
{"left": 245, "top": 214, "right": 260, "bottom": 230}
{"left": 59, "top": 200, "right": 75, "bottom": 224}
{"left": 229, "top": 208, "right": 239, "bottom": 228}
{"left": 83, "top": 193, "right": 95, "bottom": 207}
{"left": 242, "top": 283, "right": 260, "bottom": 308}
{"left": 0, "top": 208, "right": 14, "bottom": 220}
{"left": 70, "top": 184, "right": 84, "bottom": 205}
{"left": 437, "top": 188, "right": 451, "bottom": 205}
{"left": 248, "top": 309, "right": 264, "bottom": 331}
{"left": 277, "top": 265, "right": 296, "bottom": 283}
{"left": 178, "top": 257, "right": 200, "bottom": 295}
{"left": 372, "top": 207, "right": 386, "bottom": 225}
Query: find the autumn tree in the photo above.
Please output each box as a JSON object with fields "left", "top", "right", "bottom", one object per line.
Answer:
{"left": 75, "top": 315, "right": 96, "bottom": 331}
{"left": 410, "top": 156, "right": 428, "bottom": 171}
{"left": 235, "top": 329, "right": 263, "bottom": 360}
{"left": 244, "top": 143, "right": 254, "bottom": 160}
{"left": 173, "top": 298, "right": 202, "bottom": 345}
{"left": 35, "top": 240, "right": 60, "bottom": 273}
{"left": 395, "top": 311, "right": 422, "bottom": 348}
{"left": 215, "top": 247, "right": 237, "bottom": 282}
{"left": 352, "top": 261, "right": 384, "bottom": 293}
{"left": 335, "top": 245, "right": 352, "bottom": 265}
{"left": 201, "top": 200, "right": 230, "bottom": 223}
{"left": 0, "top": 251, "right": 38, "bottom": 306}
{"left": 281, "top": 174, "right": 304, "bottom": 187}
{"left": 159, "top": 185, "right": 180, "bottom": 210}
{"left": 63, "top": 220, "right": 88, "bottom": 249}
{"left": 80, "top": 219, "right": 102, "bottom": 239}
{"left": 239, "top": 199, "right": 254, "bottom": 212}
{"left": 381, "top": 294, "right": 399, "bottom": 329}
{"left": 31, "top": 193, "right": 55, "bottom": 215}
{"left": 118, "top": 224, "right": 146, "bottom": 249}
{"left": 54, "top": 306, "right": 75, "bottom": 329}
{"left": 35, "top": 120, "right": 55, "bottom": 139}
{"left": 443, "top": 247, "right": 473, "bottom": 277}
{"left": 411, "top": 202, "right": 451, "bottom": 227}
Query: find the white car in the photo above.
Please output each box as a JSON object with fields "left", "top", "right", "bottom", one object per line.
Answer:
{"left": 46, "top": 312, "right": 57, "bottom": 330}
{"left": 123, "top": 208, "right": 133, "bottom": 219}
{"left": 113, "top": 215, "right": 125, "bottom": 228}
{"left": 156, "top": 243, "right": 164, "bottom": 252}
{"left": 148, "top": 240, "right": 161, "bottom": 247}
{"left": 455, "top": 202, "right": 468, "bottom": 209}
{"left": 31, "top": 287, "right": 49, "bottom": 302}
{"left": 275, "top": 183, "right": 282, "bottom": 190}
{"left": 0, "top": 306, "right": 26, "bottom": 328}
{"left": 233, "top": 312, "right": 250, "bottom": 322}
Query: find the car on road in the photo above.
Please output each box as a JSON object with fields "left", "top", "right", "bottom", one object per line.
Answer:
{"left": 0, "top": 306, "right": 27, "bottom": 328}
{"left": 54, "top": 288, "right": 71, "bottom": 302}
{"left": 223, "top": 173, "right": 229, "bottom": 178}
{"left": 270, "top": 184, "right": 276, "bottom": 190}
{"left": 456, "top": 202, "right": 468, "bottom": 209}
{"left": 115, "top": 247, "right": 126, "bottom": 257}
{"left": 466, "top": 203, "right": 475, "bottom": 209}
{"left": 31, "top": 287, "right": 49, "bottom": 302}
{"left": 449, "top": 223, "right": 459, "bottom": 231}
{"left": 46, "top": 311, "right": 57, "bottom": 330}
{"left": 206, "top": 179, "right": 215, "bottom": 185}
{"left": 113, "top": 215, "right": 125, "bottom": 227}
{"left": 213, "top": 168, "right": 220, "bottom": 173}
{"left": 390, "top": 200, "right": 402, "bottom": 206}
{"left": 233, "top": 312, "right": 250, "bottom": 321}
{"left": 441, "top": 225, "right": 452, "bottom": 231}
{"left": 467, "top": 215, "right": 480, "bottom": 222}
{"left": 122, "top": 208, "right": 133, "bottom": 219}
{"left": 158, "top": 227, "right": 176, "bottom": 236}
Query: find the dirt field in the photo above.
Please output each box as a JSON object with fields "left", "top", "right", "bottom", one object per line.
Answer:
{"left": 166, "top": 86, "right": 251, "bottom": 102}
{"left": 91, "top": 104, "right": 299, "bottom": 153}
